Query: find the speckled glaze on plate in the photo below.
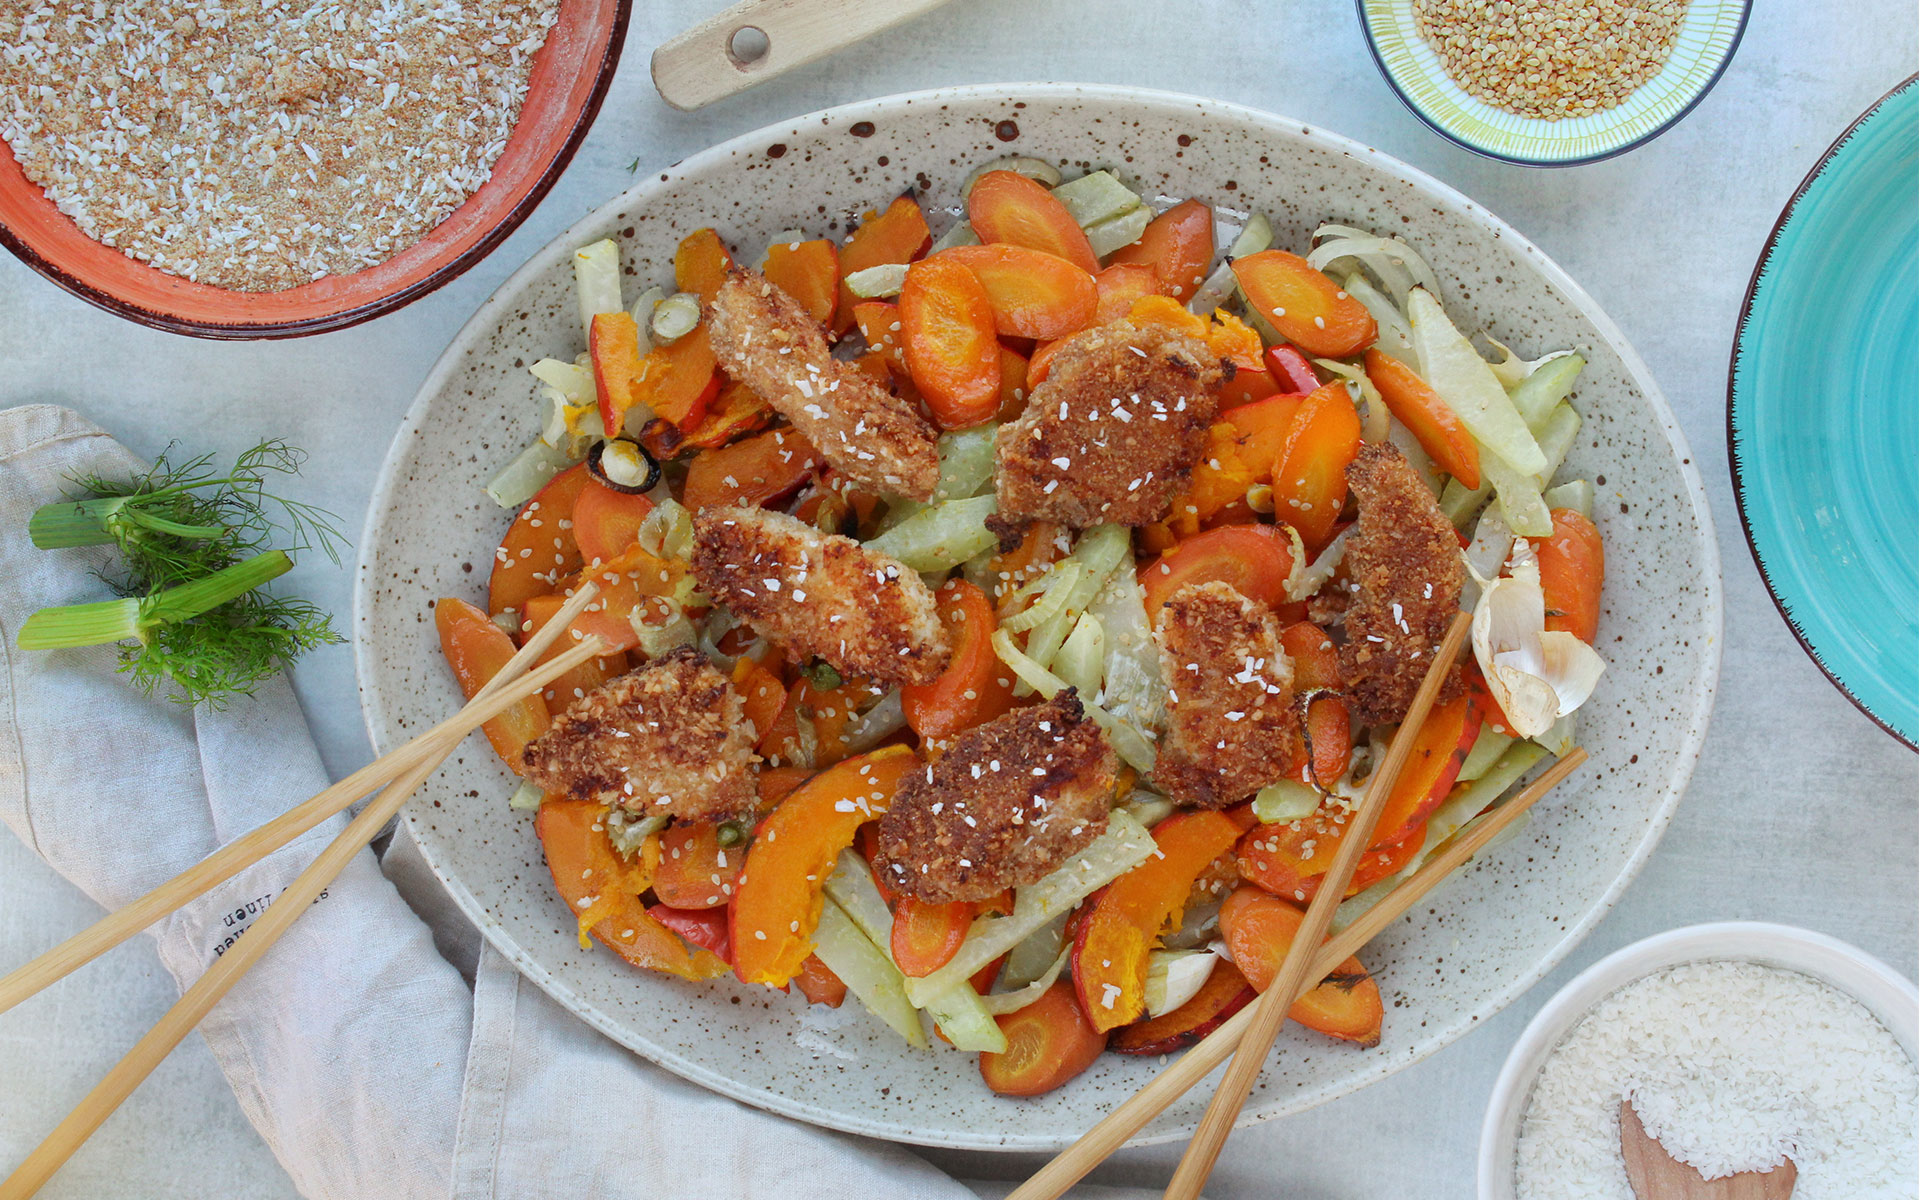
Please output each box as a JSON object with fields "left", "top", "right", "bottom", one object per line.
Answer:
{"left": 354, "top": 84, "right": 1722, "bottom": 1151}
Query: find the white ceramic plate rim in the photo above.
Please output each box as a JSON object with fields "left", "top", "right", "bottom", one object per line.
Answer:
{"left": 355, "top": 82, "right": 1724, "bottom": 1150}
{"left": 1475, "top": 921, "right": 1920, "bottom": 1198}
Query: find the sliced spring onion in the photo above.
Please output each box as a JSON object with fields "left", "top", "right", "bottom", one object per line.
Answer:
{"left": 1054, "top": 612, "right": 1107, "bottom": 699}
{"left": 1227, "top": 211, "right": 1275, "bottom": 260}
{"left": 929, "top": 221, "right": 982, "bottom": 253}
{"left": 979, "top": 947, "right": 1071, "bottom": 1016}
{"left": 572, "top": 238, "right": 623, "bottom": 341}
{"left": 902, "top": 810, "right": 1155, "bottom": 1007}
{"left": 960, "top": 543, "right": 998, "bottom": 592}
{"left": 649, "top": 292, "right": 701, "bottom": 344}
{"left": 998, "top": 913, "right": 1071, "bottom": 991}
{"left": 506, "top": 780, "right": 545, "bottom": 811}
{"left": 845, "top": 262, "right": 910, "bottom": 299}
{"left": 1441, "top": 476, "right": 1485, "bottom": 529}
{"left": 812, "top": 898, "right": 929, "bottom": 1048}
{"left": 1014, "top": 524, "right": 1130, "bottom": 684}
{"left": 964, "top": 155, "right": 1064, "bottom": 195}
{"left": 1252, "top": 778, "right": 1320, "bottom": 824}
{"left": 1508, "top": 353, "right": 1585, "bottom": 428}
{"left": 863, "top": 494, "right": 1000, "bottom": 572}
{"left": 1342, "top": 270, "right": 1417, "bottom": 366}
{"left": 627, "top": 285, "right": 665, "bottom": 351}
{"left": 999, "top": 561, "right": 1082, "bottom": 633}
{"left": 1085, "top": 204, "right": 1154, "bottom": 259}
{"left": 1051, "top": 170, "right": 1144, "bottom": 228}
{"left": 1542, "top": 479, "right": 1594, "bottom": 518}
{"left": 486, "top": 437, "right": 575, "bottom": 510}
{"left": 632, "top": 604, "right": 695, "bottom": 657}
{"left": 1384, "top": 415, "right": 1446, "bottom": 498}
{"left": 1458, "top": 723, "right": 1516, "bottom": 782}
{"left": 1406, "top": 288, "right": 1547, "bottom": 478}
{"left": 932, "top": 423, "right": 1000, "bottom": 502}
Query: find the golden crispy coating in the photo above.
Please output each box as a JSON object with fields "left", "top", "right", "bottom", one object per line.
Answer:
{"left": 1152, "top": 581, "right": 1297, "bottom": 809}
{"left": 706, "top": 269, "right": 941, "bottom": 501}
{"left": 995, "top": 320, "right": 1224, "bottom": 528}
{"left": 873, "top": 692, "right": 1118, "bottom": 904}
{"left": 521, "top": 647, "right": 759, "bottom": 823}
{"left": 1339, "top": 442, "right": 1467, "bottom": 727}
{"left": 690, "top": 505, "right": 951, "bottom": 687}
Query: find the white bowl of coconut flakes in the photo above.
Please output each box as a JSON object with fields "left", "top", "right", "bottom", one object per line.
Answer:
{"left": 1479, "top": 922, "right": 1919, "bottom": 1198}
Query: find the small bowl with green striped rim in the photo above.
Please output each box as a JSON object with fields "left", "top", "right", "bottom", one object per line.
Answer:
{"left": 1359, "top": 0, "right": 1751, "bottom": 166}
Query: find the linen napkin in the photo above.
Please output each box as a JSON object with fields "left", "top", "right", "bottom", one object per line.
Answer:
{"left": 0, "top": 406, "right": 1162, "bottom": 1200}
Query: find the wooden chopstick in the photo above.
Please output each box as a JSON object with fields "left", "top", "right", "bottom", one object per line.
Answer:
{"left": 1160, "top": 609, "right": 1473, "bottom": 1197}
{"left": 0, "top": 583, "right": 602, "bottom": 1018}
{"left": 1007, "top": 741, "right": 1588, "bottom": 1200}
{"left": 0, "top": 606, "right": 611, "bottom": 1199}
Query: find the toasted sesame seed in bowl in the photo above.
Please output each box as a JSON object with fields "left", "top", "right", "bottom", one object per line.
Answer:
{"left": 0, "top": 0, "right": 630, "bottom": 338}
{"left": 1359, "top": 0, "right": 1750, "bottom": 165}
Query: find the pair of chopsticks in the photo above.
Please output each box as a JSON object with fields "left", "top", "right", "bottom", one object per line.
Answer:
{"left": 0, "top": 586, "right": 609, "bottom": 1200}
{"left": 1010, "top": 611, "right": 1589, "bottom": 1200}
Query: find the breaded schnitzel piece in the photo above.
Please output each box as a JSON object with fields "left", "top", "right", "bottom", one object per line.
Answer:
{"left": 872, "top": 692, "right": 1118, "bottom": 904}
{"left": 995, "top": 320, "right": 1225, "bottom": 528}
{"left": 1339, "top": 442, "right": 1466, "bottom": 727}
{"left": 521, "top": 647, "right": 759, "bottom": 823}
{"left": 1152, "top": 581, "right": 1296, "bottom": 809}
{"left": 706, "top": 269, "right": 941, "bottom": 501}
{"left": 690, "top": 505, "right": 951, "bottom": 687}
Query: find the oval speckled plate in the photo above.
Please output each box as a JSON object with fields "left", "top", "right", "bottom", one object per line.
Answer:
{"left": 354, "top": 84, "right": 1722, "bottom": 1151}
{"left": 1729, "top": 77, "right": 1919, "bottom": 748}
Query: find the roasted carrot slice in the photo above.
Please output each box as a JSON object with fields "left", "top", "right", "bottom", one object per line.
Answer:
{"left": 1093, "top": 262, "right": 1162, "bottom": 324}
{"left": 793, "top": 954, "right": 848, "bottom": 1007}
{"left": 763, "top": 236, "right": 840, "bottom": 325}
{"left": 1026, "top": 336, "right": 1064, "bottom": 387}
{"left": 978, "top": 981, "right": 1108, "bottom": 1096}
{"left": 642, "top": 377, "right": 772, "bottom": 459}
{"left": 1209, "top": 310, "right": 1278, "bottom": 405}
{"left": 571, "top": 478, "right": 655, "bottom": 567}
{"left": 435, "top": 596, "right": 550, "bottom": 773}
{"left": 892, "top": 896, "right": 974, "bottom": 978}
{"left": 1364, "top": 349, "right": 1481, "bottom": 489}
{"left": 967, "top": 170, "right": 1099, "bottom": 274}
{"left": 1138, "top": 524, "right": 1295, "bottom": 618}
{"left": 1232, "top": 250, "right": 1378, "bottom": 358}
{"left": 488, "top": 463, "right": 589, "bottom": 616}
{"left": 996, "top": 345, "right": 1031, "bottom": 421}
{"left": 1271, "top": 381, "right": 1362, "bottom": 553}
{"left": 1218, "top": 886, "right": 1382, "bottom": 1045}
{"left": 900, "top": 254, "right": 1001, "bottom": 429}
{"left": 1221, "top": 395, "right": 1306, "bottom": 485}
{"left": 835, "top": 194, "right": 931, "bottom": 331}
{"left": 1536, "top": 509, "right": 1605, "bottom": 643}
{"left": 651, "top": 822, "right": 746, "bottom": 910}
{"left": 937, "top": 243, "right": 1097, "bottom": 339}
{"left": 682, "top": 426, "right": 824, "bottom": 512}
{"left": 520, "top": 592, "right": 624, "bottom": 713}
{"left": 902, "top": 579, "right": 1016, "bottom": 743}
{"left": 1279, "top": 621, "right": 1352, "bottom": 786}
{"left": 674, "top": 228, "right": 734, "bottom": 304}
{"left": 1371, "top": 692, "right": 1478, "bottom": 846}
{"left": 1107, "top": 198, "right": 1215, "bottom": 302}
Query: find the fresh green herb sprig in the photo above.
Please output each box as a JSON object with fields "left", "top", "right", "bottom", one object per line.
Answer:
{"left": 19, "top": 440, "right": 347, "bottom": 709}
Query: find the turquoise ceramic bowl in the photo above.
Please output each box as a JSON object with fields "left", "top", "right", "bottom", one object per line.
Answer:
{"left": 1729, "top": 77, "right": 1919, "bottom": 747}
{"left": 1359, "top": 0, "right": 1749, "bottom": 165}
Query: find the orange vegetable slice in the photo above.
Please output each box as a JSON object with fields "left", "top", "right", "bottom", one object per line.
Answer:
{"left": 851, "top": 300, "right": 908, "bottom": 378}
{"left": 937, "top": 243, "right": 1097, "bottom": 339}
{"left": 1231, "top": 249, "right": 1378, "bottom": 358}
{"left": 1279, "top": 621, "right": 1352, "bottom": 786}
{"left": 1217, "top": 886, "right": 1383, "bottom": 1045}
{"left": 674, "top": 227, "right": 733, "bottom": 304}
{"left": 728, "top": 746, "right": 919, "bottom": 987}
{"left": 1271, "top": 381, "right": 1362, "bottom": 552}
{"left": 967, "top": 170, "right": 1099, "bottom": 274}
{"left": 651, "top": 821, "right": 746, "bottom": 910}
{"left": 1364, "top": 349, "right": 1481, "bottom": 489}
{"left": 835, "top": 194, "right": 931, "bottom": 331}
{"left": 590, "top": 311, "right": 647, "bottom": 436}
{"left": 570, "top": 478, "right": 654, "bottom": 567}
{"left": 1092, "top": 262, "right": 1162, "bottom": 324}
{"left": 891, "top": 896, "right": 974, "bottom": 978}
{"left": 763, "top": 236, "right": 840, "bottom": 325}
{"left": 1536, "top": 508, "right": 1605, "bottom": 643}
{"left": 1107, "top": 198, "right": 1215, "bottom": 301}
{"left": 681, "top": 426, "right": 824, "bottom": 512}
{"left": 435, "top": 596, "right": 549, "bottom": 773}
{"left": 900, "top": 254, "right": 1001, "bottom": 429}
{"left": 979, "top": 980, "right": 1108, "bottom": 1097}
{"left": 1370, "top": 691, "right": 1477, "bottom": 847}
{"left": 634, "top": 325, "right": 718, "bottom": 429}
{"left": 1072, "top": 808, "right": 1253, "bottom": 1032}
{"left": 487, "top": 463, "right": 589, "bottom": 616}
{"left": 902, "top": 579, "right": 1015, "bottom": 743}
{"left": 1221, "top": 394, "right": 1306, "bottom": 485}
{"left": 519, "top": 592, "right": 624, "bottom": 713}
{"left": 1109, "top": 960, "right": 1256, "bottom": 1055}
{"left": 1138, "top": 524, "right": 1295, "bottom": 618}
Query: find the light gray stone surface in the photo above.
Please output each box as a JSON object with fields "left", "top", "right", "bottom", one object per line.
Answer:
{"left": 1, "top": 1, "right": 1912, "bottom": 1196}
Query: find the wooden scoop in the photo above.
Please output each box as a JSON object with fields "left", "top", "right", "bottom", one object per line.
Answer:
{"left": 1619, "top": 1099, "right": 1797, "bottom": 1200}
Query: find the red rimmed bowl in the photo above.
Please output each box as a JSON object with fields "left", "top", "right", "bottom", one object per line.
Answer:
{"left": 0, "top": 0, "right": 629, "bottom": 340}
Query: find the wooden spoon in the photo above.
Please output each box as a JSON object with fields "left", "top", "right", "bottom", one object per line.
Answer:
{"left": 1619, "top": 1099, "right": 1797, "bottom": 1199}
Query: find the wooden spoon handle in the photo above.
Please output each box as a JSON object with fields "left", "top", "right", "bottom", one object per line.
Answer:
{"left": 651, "top": 0, "right": 960, "bottom": 110}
